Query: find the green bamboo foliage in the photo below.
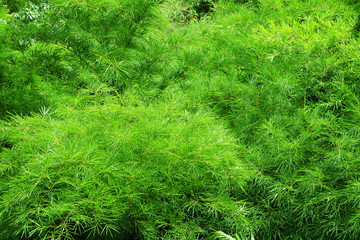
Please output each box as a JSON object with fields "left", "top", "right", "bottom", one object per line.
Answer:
{"left": 166, "top": 0, "right": 360, "bottom": 238}
{"left": 0, "top": 4, "right": 47, "bottom": 117}
{"left": 2, "top": 0, "right": 360, "bottom": 239}
{"left": 45, "top": 0, "right": 163, "bottom": 88}
{"left": 0, "top": 98, "right": 253, "bottom": 239}
{"left": 9, "top": 0, "right": 164, "bottom": 90}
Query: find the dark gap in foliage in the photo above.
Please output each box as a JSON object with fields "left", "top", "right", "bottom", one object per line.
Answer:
{"left": 0, "top": 140, "right": 13, "bottom": 152}
{"left": 192, "top": 0, "right": 215, "bottom": 17}
{"left": 74, "top": 230, "right": 135, "bottom": 240}
{"left": 352, "top": 14, "right": 360, "bottom": 37}
{"left": 3, "top": 0, "right": 44, "bottom": 13}
{"left": 180, "top": 0, "right": 259, "bottom": 24}
{"left": 344, "top": 0, "right": 360, "bottom": 37}
{"left": 0, "top": 90, "right": 48, "bottom": 118}
{"left": 1, "top": 141, "right": 12, "bottom": 149}
{"left": 304, "top": 70, "right": 336, "bottom": 104}
{"left": 3, "top": 0, "right": 26, "bottom": 13}
{"left": 208, "top": 95, "right": 233, "bottom": 116}
{"left": 182, "top": 0, "right": 216, "bottom": 22}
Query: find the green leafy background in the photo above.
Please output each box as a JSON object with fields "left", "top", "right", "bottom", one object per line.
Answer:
{"left": 1, "top": 0, "right": 360, "bottom": 239}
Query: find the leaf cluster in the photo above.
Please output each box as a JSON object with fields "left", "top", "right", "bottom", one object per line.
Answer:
{"left": 0, "top": 99, "right": 252, "bottom": 239}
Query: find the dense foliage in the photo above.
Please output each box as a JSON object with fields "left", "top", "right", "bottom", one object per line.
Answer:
{"left": 1, "top": 0, "right": 360, "bottom": 239}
